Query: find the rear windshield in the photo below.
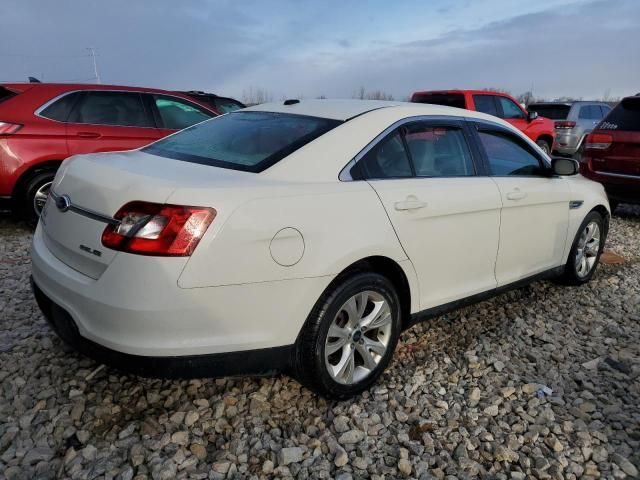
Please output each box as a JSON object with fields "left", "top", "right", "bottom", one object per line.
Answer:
{"left": 144, "top": 111, "right": 341, "bottom": 172}
{"left": 0, "top": 87, "right": 17, "bottom": 104}
{"left": 411, "top": 93, "right": 466, "bottom": 109}
{"left": 599, "top": 97, "right": 640, "bottom": 131}
{"left": 527, "top": 104, "right": 571, "bottom": 120}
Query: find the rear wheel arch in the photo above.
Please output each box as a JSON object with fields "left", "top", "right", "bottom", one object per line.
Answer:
{"left": 320, "top": 256, "right": 412, "bottom": 329}
{"left": 12, "top": 160, "right": 62, "bottom": 201}
{"left": 536, "top": 134, "right": 554, "bottom": 151}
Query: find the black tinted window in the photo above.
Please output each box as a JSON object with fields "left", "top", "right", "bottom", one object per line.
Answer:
{"left": 527, "top": 104, "right": 570, "bottom": 120}
{"left": 473, "top": 95, "right": 499, "bottom": 117}
{"left": 404, "top": 124, "right": 474, "bottom": 177}
{"left": 579, "top": 105, "right": 603, "bottom": 120}
{"left": 599, "top": 98, "right": 640, "bottom": 131}
{"left": 153, "top": 95, "right": 212, "bottom": 130}
{"left": 497, "top": 97, "right": 525, "bottom": 119}
{"left": 144, "top": 111, "right": 340, "bottom": 173}
{"left": 479, "top": 131, "right": 544, "bottom": 176}
{"left": 412, "top": 93, "right": 466, "bottom": 109}
{"left": 39, "top": 92, "right": 81, "bottom": 122}
{"left": 357, "top": 131, "right": 413, "bottom": 179}
{"left": 71, "top": 91, "right": 152, "bottom": 127}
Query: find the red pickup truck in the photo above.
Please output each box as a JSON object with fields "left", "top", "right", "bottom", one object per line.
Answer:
{"left": 411, "top": 89, "right": 556, "bottom": 155}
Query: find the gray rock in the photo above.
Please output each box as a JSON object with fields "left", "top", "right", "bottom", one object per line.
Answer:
{"left": 279, "top": 447, "right": 304, "bottom": 466}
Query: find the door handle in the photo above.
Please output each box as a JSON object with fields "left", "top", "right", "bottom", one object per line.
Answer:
{"left": 394, "top": 196, "right": 427, "bottom": 211}
{"left": 77, "top": 131, "right": 101, "bottom": 138}
{"left": 506, "top": 188, "right": 527, "bottom": 201}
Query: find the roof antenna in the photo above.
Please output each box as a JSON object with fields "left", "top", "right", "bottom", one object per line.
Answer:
{"left": 28, "top": 76, "right": 41, "bottom": 83}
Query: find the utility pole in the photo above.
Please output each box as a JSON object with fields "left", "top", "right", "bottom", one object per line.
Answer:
{"left": 87, "top": 47, "right": 101, "bottom": 84}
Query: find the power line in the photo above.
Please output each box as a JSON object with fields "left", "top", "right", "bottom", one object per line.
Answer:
{"left": 0, "top": 52, "right": 92, "bottom": 59}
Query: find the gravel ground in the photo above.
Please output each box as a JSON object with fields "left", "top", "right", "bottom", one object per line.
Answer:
{"left": 1, "top": 207, "right": 639, "bottom": 480}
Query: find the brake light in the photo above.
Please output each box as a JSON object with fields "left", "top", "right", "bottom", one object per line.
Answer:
{"left": 102, "top": 201, "right": 216, "bottom": 256}
{"left": 554, "top": 121, "right": 576, "bottom": 130}
{"left": 0, "top": 121, "right": 22, "bottom": 135}
{"left": 585, "top": 133, "right": 613, "bottom": 150}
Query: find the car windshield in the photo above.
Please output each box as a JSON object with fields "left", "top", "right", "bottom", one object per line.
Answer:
{"left": 600, "top": 97, "right": 640, "bottom": 131}
{"left": 527, "top": 104, "right": 571, "bottom": 120}
{"left": 144, "top": 111, "right": 341, "bottom": 172}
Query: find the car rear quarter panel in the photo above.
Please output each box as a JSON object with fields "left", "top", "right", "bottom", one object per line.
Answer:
{"left": 174, "top": 180, "right": 419, "bottom": 309}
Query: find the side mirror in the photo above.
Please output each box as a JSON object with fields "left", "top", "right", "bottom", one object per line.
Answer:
{"left": 527, "top": 110, "right": 539, "bottom": 122}
{"left": 552, "top": 157, "right": 579, "bottom": 176}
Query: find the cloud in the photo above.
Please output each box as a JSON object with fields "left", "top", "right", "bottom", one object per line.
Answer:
{"left": 1, "top": 0, "right": 637, "bottom": 101}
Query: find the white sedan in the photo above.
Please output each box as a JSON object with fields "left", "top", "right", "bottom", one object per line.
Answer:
{"left": 31, "top": 99, "right": 609, "bottom": 398}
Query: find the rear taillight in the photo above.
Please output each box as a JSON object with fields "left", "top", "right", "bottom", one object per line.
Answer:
{"left": 585, "top": 133, "right": 613, "bottom": 150}
{"left": 102, "top": 201, "right": 216, "bottom": 256}
{"left": 0, "top": 121, "right": 22, "bottom": 135}
{"left": 554, "top": 121, "right": 576, "bottom": 130}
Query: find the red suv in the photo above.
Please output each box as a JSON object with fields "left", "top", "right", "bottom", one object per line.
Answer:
{"left": 411, "top": 90, "right": 556, "bottom": 154}
{"left": 580, "top": 95, "right": 640, "bottom": 210}
{"left": 0, "top": 83, "right": 228, "bottom": 223}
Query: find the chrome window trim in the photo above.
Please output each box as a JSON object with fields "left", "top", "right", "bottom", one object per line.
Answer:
{"left": 49, "top": 190, "right": 120, "bottom": 225}
{"left": 34, "top": 89, "right": 215, "bottom": 129}
{"left": 339, "top": 115, "right": 473, "bottom": 181}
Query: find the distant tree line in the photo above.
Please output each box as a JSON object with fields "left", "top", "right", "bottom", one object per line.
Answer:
{"left": 241, "top": 86, "right": 621, "bottom": 107}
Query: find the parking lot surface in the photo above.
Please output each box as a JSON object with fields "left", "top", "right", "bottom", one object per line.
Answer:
{"left": 1, "top": 209, "right": 639, "bottom": 480}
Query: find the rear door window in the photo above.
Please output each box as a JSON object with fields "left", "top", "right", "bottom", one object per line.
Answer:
{"left": 356, "top": 131, "right": 413, "bottom": 179}
{"left": 69, "top": 91, "right": 153, "bottom": 127}
{"left": 473, "top": 95, "right": 499, "bottom": 117}
{"left": 144, "top": 111, "right": 341, "bottom": 172}
{"left": 152, "top": 95, "right": 213, "bottom": 130}
{"left": 599, "top": 98, "right": 640, "bottom": 131}
{"left": 39, "top": 92, "right": 82, "bottom": 122}
{"left": 411, "top": 93, "right": 466, "bottom": 109}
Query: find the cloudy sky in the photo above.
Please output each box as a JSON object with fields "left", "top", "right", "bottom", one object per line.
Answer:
{"left": 2, "top": 0, "right": 639, "bottom": 102}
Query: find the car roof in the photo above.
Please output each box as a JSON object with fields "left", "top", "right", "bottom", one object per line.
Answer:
{"left": 412, "top": 89, "right": 514, "bottom": 97}
{"left": 243, "top": 98, "right": 518, "bottom": 123}
{"left": 1, "top": 82, "right": 200, "bottom": 96}
{"left": 244, "top": 99, "right": 407, "bottom": 120}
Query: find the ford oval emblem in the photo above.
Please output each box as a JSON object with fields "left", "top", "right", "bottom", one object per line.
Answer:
{"left": 55, "top": 194, "right": 71, "bottom": 212}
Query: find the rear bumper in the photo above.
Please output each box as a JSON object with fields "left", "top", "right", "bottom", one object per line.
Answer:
{"left": 32, "top": 278, "right": 292, "bottom": 378}
{"left": 31, "top": 223, "right": 333, "bottom": 364}
{"left": 554, "top": 133, "right": 580, "bottom": 155}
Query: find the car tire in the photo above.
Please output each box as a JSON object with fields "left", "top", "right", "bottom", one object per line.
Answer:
{"left": 293, "top": 272, "right": 402, "bottom": 399}
{"left": 21, "top": 171, "right": 56, "bottom": 227}
{"left": 536, "top": 139, "right": 551, "bottom": 155}
{"left": 558, "top": 211, "right": 606, "bottom": 286}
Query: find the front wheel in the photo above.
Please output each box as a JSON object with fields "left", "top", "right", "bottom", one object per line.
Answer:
{"left": 559, "top": 211, "right": 605, "bottom": 285}
{"left": 536, "top": 139, "right": 551, "bottom": 155}
{"left": 293, "top": 272, "right": 401, "bottom": 399}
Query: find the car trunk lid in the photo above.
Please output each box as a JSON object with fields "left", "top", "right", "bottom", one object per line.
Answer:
{"left": 40, "top": 149, "right": 254, "bottom": 278}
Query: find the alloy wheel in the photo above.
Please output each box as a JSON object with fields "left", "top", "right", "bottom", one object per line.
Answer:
{"left": 33, "top": 181, "right": 52, "bottom": 217}
{"left": 575, "top": 221, "right": 601, "bottom": 278}
{"left": 324, "top": 291, "right": 392, "bottom": 385}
